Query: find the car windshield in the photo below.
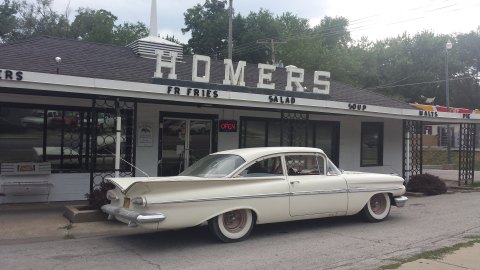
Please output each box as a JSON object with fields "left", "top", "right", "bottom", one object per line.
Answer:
{"left": 179, "top": 154, "right": 246, "bottom": 178}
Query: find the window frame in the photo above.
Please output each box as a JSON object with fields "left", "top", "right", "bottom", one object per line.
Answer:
{"left": 235, "top": 154, "right": 284, "bottom": 178}
{"left": 239, "top": 116, "right": 340, "bottom": 166}
{"left": 284, "top": 153, "right": 325, "bottom": 176}
{"left": 360, "top": 122, "right": 384, "bottom": 167}
{"left": 0, "top": 102, "right": 138, "bottom": 174}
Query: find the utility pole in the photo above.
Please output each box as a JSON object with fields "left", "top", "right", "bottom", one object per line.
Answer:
{"left": 256, "top": 38, "right": 286, "bottom": 64}
{"left": 445, "top": 40, "right": 452, "bottom": 165}
{"left": 228, "top": 0, "right": 233, "bottom": 59}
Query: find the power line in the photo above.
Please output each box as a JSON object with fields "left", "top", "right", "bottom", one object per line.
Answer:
{"left": 256, "top": 38, "right": 286, "bottom": 64}
{"left": 230, "top": 0, "right": 478, "bottom": 57}
{"left": 363, "top": 76, "right": 474, "bottom": 91}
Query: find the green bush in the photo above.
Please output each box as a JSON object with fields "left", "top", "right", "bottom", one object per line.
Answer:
{"left": 407, "top": 173, "right": 447, "bottom": 195}
{"left": 85, "top": 181, "right": 115, "bottom": 209}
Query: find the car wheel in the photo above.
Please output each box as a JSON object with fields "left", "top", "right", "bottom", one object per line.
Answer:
{"left": 208, "top": 209, "right": 255, "bottom": 242}
{"left": 362, "top": 193, "right": 391, "bottom": 222}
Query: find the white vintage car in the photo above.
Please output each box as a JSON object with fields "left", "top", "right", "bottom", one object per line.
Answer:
{"left": 102, "top": 147, "right": 407, "bottom": 242}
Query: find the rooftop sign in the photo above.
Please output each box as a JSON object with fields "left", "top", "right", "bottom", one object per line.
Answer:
{"left": 153, "top": 51, "right": 331, "bottom": 95}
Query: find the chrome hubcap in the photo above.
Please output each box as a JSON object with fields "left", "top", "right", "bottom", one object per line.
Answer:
{"left": 223, "top": 210, "right": 247, "bottom": 233}
{"left": 370, "top": 194, "right": 387, "bottom": 215}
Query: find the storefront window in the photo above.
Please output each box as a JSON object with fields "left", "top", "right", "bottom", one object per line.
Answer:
{"left": 267, "top": 121, "right": 281, "bottom": 146}
{"left": 0, "top": 104, "right": 121, "bottom": 172}
{"left": 361, "top": 122, "right": 384, "bottom": 166}
{"left": 240, "top": 117, "right": 339, "bottom": 165}
{"left": 0, "top": 107, "right": 43, "bottom": 163}
{"left": 242, "top": 119, "right": 267, "bottom": 147}
{"left": 307, "top": 122, "right": 339, "bottom": 166}
{"left": 46, "top": 110, "right": 87, "bottom": 171}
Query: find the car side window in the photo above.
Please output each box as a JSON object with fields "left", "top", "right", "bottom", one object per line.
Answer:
{"left": 326, "top": 158, "right": 342, "bottom": 175}
{"left": 240, "top": 156, "right": 283, "bottom": 177}
{"left": 285, "top": 154, "right": 324, "bottom": 176}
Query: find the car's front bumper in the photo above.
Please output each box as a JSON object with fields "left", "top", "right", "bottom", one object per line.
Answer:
{"left": 394, "top": 196, "right": 408, "bottom": 207}
{"left": 101, "top": 205, "right": 166, "bottom": 225}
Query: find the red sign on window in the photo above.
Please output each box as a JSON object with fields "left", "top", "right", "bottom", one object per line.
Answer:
{"left": 219, "top": 120, "right": 237, "bottom": 132}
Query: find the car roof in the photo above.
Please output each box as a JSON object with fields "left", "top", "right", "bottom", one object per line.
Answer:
{"left": 213, "top": 147, "right": 325, "bottom": 161}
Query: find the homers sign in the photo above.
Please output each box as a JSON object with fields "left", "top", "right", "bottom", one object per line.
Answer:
{"left": 154, "top": 50, "right": 330, "bottom": 95}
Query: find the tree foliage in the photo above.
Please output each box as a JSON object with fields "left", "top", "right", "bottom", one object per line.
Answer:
{"left": 0, "top": 0, "right": 147, "bottom": 45}
{"left": 2, "top": 0, "right": 69, "bottom": 41}
{"left": 113, "top": 22, "right": 149, "bottom": 45}
{"left": 0, "top": 0, "right": 19, "bottom": 41}
{"left": 358, "top": 31, "right": 480, "bottom": 108}
{"left": 68, "top": 8, "right": 117, "bottom": 43}
{"left": 182, "top": 0, "right": 229, "bottom": 57}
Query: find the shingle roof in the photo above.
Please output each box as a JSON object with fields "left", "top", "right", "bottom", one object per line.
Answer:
{"left": 0, "top": 36, "right": 413, "bottom": 109}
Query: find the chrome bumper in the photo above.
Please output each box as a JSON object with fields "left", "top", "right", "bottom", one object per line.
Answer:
{"left": 394, "top": 196, "right": 408, "bottom": 207}
{"left": 101, "top": 205, "right": 166, "bottom": 225}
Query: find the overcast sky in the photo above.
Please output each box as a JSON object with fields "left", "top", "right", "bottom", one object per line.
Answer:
{"left": 47, "top": 0, "right": 480, "bottom": 43}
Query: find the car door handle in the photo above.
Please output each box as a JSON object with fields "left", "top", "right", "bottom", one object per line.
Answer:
{"left": 290, "top": 181, "right": 300, "bottom": 185}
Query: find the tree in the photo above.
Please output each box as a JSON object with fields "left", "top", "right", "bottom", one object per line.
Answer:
{"left": 182, "top": 0, "right": 229, "bottom": 58}
{"left": 112, "top": 22, "right": 148, "bottom": 45}
{"left": 0, "top": 0, "right": 19, "bottom": 42}
{"left": 314, "top": 16, "right": 351, "bottom": 48}
{"left": 235, "top": 9, "right": 281, "bottom": 63}
{"left": 450, "top": 31, "right": 480, "bottom": 109}
{"left": 355, "top": 31, "right": 480, "bottom": 108}
{"left": 1, "top": 0, "right": 69, "bottom": 43}
{"left": 69, "top": 8, "right": 117, "bottom": 43}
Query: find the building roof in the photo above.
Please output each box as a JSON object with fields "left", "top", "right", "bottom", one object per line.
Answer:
{"left": 0, "top": 36, "right": 413, "bottom": 109}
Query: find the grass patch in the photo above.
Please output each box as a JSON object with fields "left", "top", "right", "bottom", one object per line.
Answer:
{"left": 423, "top": 148, "right": 480, "bottom": 170}
{"left": 58, "top": 223, "right": 74, "bottom": 230}
{"left": 471, "top": 182, "right": 480, "bottom": 187}
{"left": 378, "top": 236, "right": 480, "bottom": 270}
{"left": 63, "top": 232, "right": 76, "bottom": 239}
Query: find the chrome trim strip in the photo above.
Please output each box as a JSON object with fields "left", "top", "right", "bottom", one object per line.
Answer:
{"left": 348, "top": 187, "right": 404, "bottom": 193}
{"left": 150, "top": 192, "right": 290, "bottom": 205}
{"left": 291, "top": 189, "right": 348, "bottom": 196}
{"left": 149, "top": 186, "right": 404, "bottom": 205}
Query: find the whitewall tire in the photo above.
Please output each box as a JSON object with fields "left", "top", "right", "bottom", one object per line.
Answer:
{"left": 208, "top": 209, "right": 255, "bottom": 242}
{"left": 362, "top": 193, "right": 391, "bottom": 222}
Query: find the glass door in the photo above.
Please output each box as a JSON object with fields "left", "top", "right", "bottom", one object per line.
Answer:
{"left": 160, "top": 118, "right": 212, "bottom": 176}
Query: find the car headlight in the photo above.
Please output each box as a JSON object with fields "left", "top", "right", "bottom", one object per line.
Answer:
{"left": 106, "top": 190, "right": 119, "bottom": 201}
{"left": 132, "top": 196, "right": 147, "bottom": 207}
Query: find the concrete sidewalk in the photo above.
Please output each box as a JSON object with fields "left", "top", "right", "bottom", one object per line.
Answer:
{"left": 0, "top": 201, "right": 149, "bottom": 244}
{"left": 397, "top": 243, "right": 480, "bottom": 270}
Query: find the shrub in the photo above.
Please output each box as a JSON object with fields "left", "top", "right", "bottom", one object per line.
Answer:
{"left": 85, "top": 181, "right": 115, "bottom": 209}
{"left": 407, "top": 173, "right": 447, "bottom": 195}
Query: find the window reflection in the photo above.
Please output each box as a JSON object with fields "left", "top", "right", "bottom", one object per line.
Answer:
{"left": 0, "top": 105, "right": 133, "bottom": 173}
{"left": 361, "top": 122, "right": 384, "bottom": 166}
{"left": 240, "top": 118, "right": 339, "bottom": 166}
{"left": 285, "top": 154, "right": 323, "bottom": 175}
{"left": 244, "top": 120, "right": 266, "bottom": 147}
{"left": 0, "top": 108, "right": 41, "bottom": 163}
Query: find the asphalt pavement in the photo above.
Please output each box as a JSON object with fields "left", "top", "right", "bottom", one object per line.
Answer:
{"left": 0, "top": 193, "right": 480, "bottom": 270}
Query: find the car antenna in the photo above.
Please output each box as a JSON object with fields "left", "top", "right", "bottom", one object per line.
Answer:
{"left": 104, "top": 149, "right": 150, "bottom": 178}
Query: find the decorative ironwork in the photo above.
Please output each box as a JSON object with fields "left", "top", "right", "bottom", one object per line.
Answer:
{"left": 458, "top": 123, "right": 476, "bottom": 186}
{"left": 89, "top": 97, "right": 136, "bottom": 194}
{"left": 280, "top": 111, "right": 309, "bottom": 146}
{"left": 403, "top": 120, "right": 423, "bottom": 183}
